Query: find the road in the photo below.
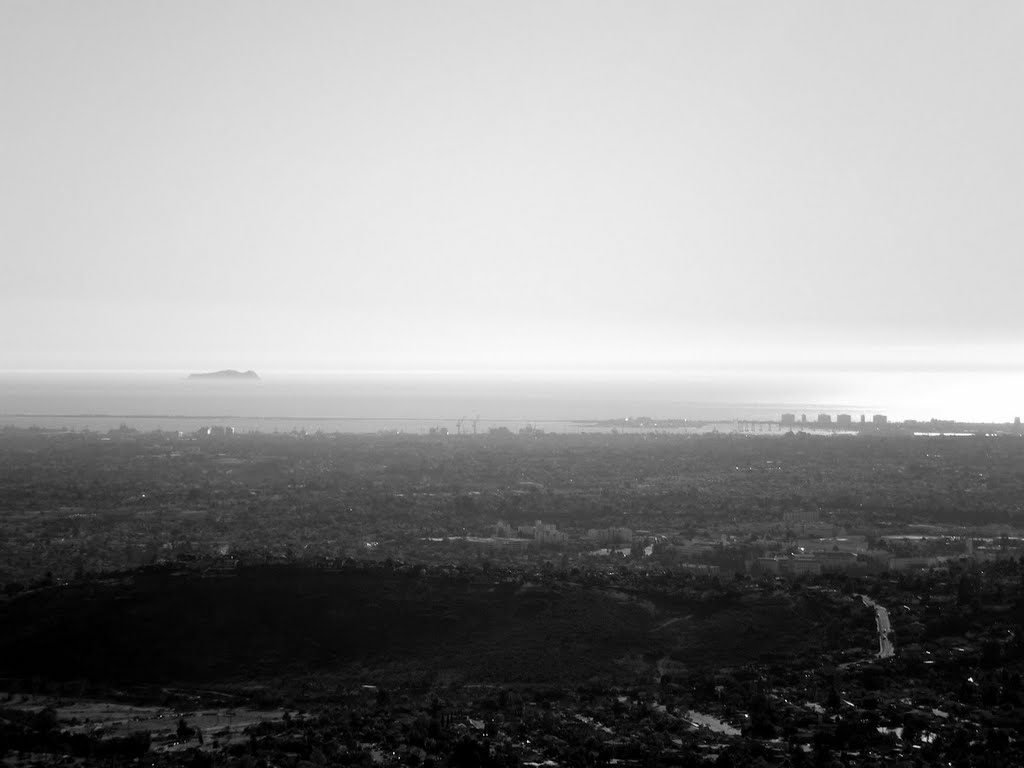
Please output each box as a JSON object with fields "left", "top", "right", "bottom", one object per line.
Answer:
{"left": 860, "top": 594, "right": 895, "bottom": 659}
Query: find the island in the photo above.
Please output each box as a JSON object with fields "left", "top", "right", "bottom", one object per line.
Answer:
{"left": 187, "top": 369, "right": 260, "bottom": 380}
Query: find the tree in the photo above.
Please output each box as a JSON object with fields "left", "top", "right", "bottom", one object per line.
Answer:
{"left": 746, "top": 692, "right": 776, "bottom": 739}
{"left": 32, "top": 707, "right": 58, "bottom": 734}
{"left": 450, "top": 737, "right": 489, "bottom": 768}
{"left": 3, "top": 582, "right": 24, "bottom": 598}
{"left": 826, "top": 685, "right": 841, "bottom": 712}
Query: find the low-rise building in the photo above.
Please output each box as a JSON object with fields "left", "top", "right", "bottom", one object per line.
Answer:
{"left": 789, "top": 555, "right": 822, "bottom": 575}
{"left": 587, "top": 527, "right": 633, "bottom": 545}
{"left": 536, "top": 528, "right": 568, "bottom": 546}
{"left": 783, "top": 509, "right": 819, "bottom": 526}
{"left": 817, "top": 551, "right": 860, "bottom": 572}
{"left": 753, "top": 557, "right": 784, "bottom": 575}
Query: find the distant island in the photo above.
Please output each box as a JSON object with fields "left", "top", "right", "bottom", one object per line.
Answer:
{"left": 187, "top": 369, "right": 260, "bottom": 380}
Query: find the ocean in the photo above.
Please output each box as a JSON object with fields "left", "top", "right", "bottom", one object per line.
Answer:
{"left": 0, "top": 369, "right": 1020, "bottom": 434}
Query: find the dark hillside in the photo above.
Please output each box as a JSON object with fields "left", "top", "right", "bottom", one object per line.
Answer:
{"left": 0, "top": 566, "right": 828, "bottom": 690}
{"left": 0, "top": 566, "right": 657, "bottom": 687}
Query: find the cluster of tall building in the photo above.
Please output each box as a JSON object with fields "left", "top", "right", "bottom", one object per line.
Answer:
{"left": 493, "top": 521, "right": 639, "bottom": 548}
{"left": 780, "top": 413, "right": 887, "bottom": 427}
{"left": 496, "top": 519, "right": 569, "bottom": 545}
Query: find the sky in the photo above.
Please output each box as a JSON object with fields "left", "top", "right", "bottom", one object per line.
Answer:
{"left": 2, "top": 1, "right": 1022, "bottom": 372}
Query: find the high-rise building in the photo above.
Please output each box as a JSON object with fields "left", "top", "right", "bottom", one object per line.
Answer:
{"left": 873, "top": 414, "right": 888, "bottom": 425}
{"left": 781, "top": 413, "right": 796, "bottom": 425}
{"left": 836, "top": 414, "right": 852, "bottom": 427}
{"left": 817, "top": 414, "right": 832, "bottom": 425}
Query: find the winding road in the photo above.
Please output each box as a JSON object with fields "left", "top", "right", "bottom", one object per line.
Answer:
{"left": 860, "top": 594, "right": 895, "bottom": 659}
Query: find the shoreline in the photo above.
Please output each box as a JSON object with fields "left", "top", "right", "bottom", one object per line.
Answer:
{"left": 1, "top": 414, "right": 1020, "bottom": 438}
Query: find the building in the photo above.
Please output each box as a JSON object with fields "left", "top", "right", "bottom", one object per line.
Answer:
{"left": 873, "top": 414, "right": 888, "bottom": 425}
{"left": 783, "top": 509, "right": 819, "bottom": 525}
{"left": 516, "top": 519, "right": 559, "bottom": 537}
{"left": 518, "top": 520, "right": 568, "bottom": 546}
{"left": 753, "top": 557, "right": 783, "bottom": 575}
{"left": 789, "top": 556, "right": 822, "bottom": 576}
{"left": 836, "top": 414, "right": 852, "bottom": 427}
{"left": 817, "top": 414, "right": 832, "bottom": 426}
{"left": 817, "top": 534, "right": 868, "bottom": 552}
{"left": 817, "top": 551, "right": 860, "bottom": 572}
{"left": 752, "top": 555, "right": 823, "bottom": 576}
{"left": 888, "top": 556, "right": 937, "bottom": 571}
{"left": 536, "top": 527, "right": 568, "bottom": 546}
{"left": 587, "top": 527, "right": 633, "bottom": 545}
{"left": 675, "top": 563, "right": 720, "bottom": 577}
{"left": 781, "top": 413, "right": 796, "bottom": 426}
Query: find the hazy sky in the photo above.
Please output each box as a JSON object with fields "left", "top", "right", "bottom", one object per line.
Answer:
{"left": 3, "top": 1, "right": 1022, "bottom": 371}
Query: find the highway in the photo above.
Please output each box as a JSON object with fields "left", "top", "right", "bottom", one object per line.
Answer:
{"left": 860, "top": 595, "right": 894, "bottom": 659}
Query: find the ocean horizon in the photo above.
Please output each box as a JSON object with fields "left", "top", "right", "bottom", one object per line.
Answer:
{"left": 1, "top": 369, "right": 1021, "bottom": 434}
